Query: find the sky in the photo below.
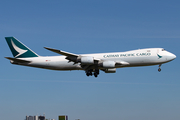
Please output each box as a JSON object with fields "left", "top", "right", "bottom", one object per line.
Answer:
{"left": 0, "top": 0, "right": 180, "bottom": 120}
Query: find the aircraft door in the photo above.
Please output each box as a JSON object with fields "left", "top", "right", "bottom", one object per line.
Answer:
{"left": 157, "top": 49, "right": 159, "bottom": 54}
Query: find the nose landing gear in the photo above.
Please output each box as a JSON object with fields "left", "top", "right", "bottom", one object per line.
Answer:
{"left": 158, "top": 64, "right": 161, "bottom": 72}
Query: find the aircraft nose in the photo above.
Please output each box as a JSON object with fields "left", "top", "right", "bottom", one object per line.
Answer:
{"left": 167, "top": 52, "right": 176, "bottom": 61}
{"left": 172, "top": 53, "right": 176, "bottom": 59}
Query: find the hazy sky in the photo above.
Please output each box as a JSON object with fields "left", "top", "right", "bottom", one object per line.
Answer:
{"left": 1, "top": 1, "right": 180, "bottom": 120}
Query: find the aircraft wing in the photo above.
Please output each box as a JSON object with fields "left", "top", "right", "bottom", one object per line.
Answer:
{"left": 44, "top": 47, "right": 100, "bottom": 63}
{"left": 44, "top": 47, "right": 78, "bottom": 57}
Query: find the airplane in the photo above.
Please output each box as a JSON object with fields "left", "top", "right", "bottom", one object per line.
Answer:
{"left": 5, "top": 37, "right": 176, "bottom": 77}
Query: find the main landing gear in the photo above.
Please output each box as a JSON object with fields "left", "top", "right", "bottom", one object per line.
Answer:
{"left": 86, "top": 69, "right": 99, "bottom": 77}
{"left": 158, "top": 64, "right": 161, "bottom": 72}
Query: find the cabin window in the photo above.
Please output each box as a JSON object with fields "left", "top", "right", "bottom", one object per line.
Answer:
{"left": 162, "top": 49, "right": 166, "bottom": 51}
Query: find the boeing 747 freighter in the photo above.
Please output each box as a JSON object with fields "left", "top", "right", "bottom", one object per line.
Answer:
{"left": 5, "top": 37, "right": 176, "bottom": 77}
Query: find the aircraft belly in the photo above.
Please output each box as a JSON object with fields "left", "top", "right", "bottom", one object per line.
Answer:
{"left": 107, "top": 56, "right": 161, "bottom": 67}
{"left": 27, "top": 60, "right": 81, "bottom": 71}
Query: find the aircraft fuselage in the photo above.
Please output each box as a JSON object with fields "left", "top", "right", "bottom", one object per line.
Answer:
{"left": 13, "top": 48, "right": 176, "bottom": 70}
{"left": 5, "top": 37, "right": 176, "bottom": 77}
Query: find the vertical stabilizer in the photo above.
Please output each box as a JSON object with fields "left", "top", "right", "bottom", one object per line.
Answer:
{"left": 5, "top": 37, "right": 39, "bottom": 58}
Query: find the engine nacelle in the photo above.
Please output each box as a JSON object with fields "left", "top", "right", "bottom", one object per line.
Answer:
{"left": 80, "top": 56, "right": 94, "bottom": 64}
{"left": 100, "top": 61, "right": 116, "bottom": 68}
{"left": 104, "top": 68, "right": 116, "bottom": 73}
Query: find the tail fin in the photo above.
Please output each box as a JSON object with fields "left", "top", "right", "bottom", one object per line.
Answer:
{"left": 5, "top": 37, "right": 39, "bottom": 58}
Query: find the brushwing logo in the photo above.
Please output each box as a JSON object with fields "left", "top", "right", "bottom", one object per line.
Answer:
{"left": 11, "top": 39, "right": 28, "bottom": 58}
{"left": 157, "top": 54, "right": 162, "bottom": 59}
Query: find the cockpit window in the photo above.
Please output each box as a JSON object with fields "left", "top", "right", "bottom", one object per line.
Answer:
{"left": 162, "top": 49, "right": 166, "bottom": 51}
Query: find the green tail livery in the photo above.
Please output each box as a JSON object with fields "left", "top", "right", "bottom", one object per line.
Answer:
{"left": 5, "top": 37, "right": 39, "bottom": 58}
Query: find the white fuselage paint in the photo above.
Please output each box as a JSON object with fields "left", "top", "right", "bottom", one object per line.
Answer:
{"left": 14, "top": 48, "right": 176, "bottom": 71}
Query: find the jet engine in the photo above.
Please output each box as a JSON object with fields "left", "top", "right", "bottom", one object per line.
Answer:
{"left": 100, "top": 61, "right": 116, "bottom": 68}
{"left": 79, "top": 56, "right": 94, "bottom": 64}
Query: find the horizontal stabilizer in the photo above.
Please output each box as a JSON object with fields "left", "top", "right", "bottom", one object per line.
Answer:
{"left": 5, "top": 57, "right": 31, "bottom": 63}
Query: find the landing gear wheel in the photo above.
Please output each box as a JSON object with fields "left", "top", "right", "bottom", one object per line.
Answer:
{"left": 86, "top": 73, "right": 90, "bottom": 76}
{"left": 94, "top": 73, "right": 98, "bottom": 77}
{"left": 89, "top": 72, "right": 93, "bottom": 76}
{"left": 85, "top": 69, "right": 100, "bottom": 77}
{"left": 94, "top": 69, "right": 99, "bottom": 77}
{"left": 86, "top": 69, "right": 93, "bottom": 76}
